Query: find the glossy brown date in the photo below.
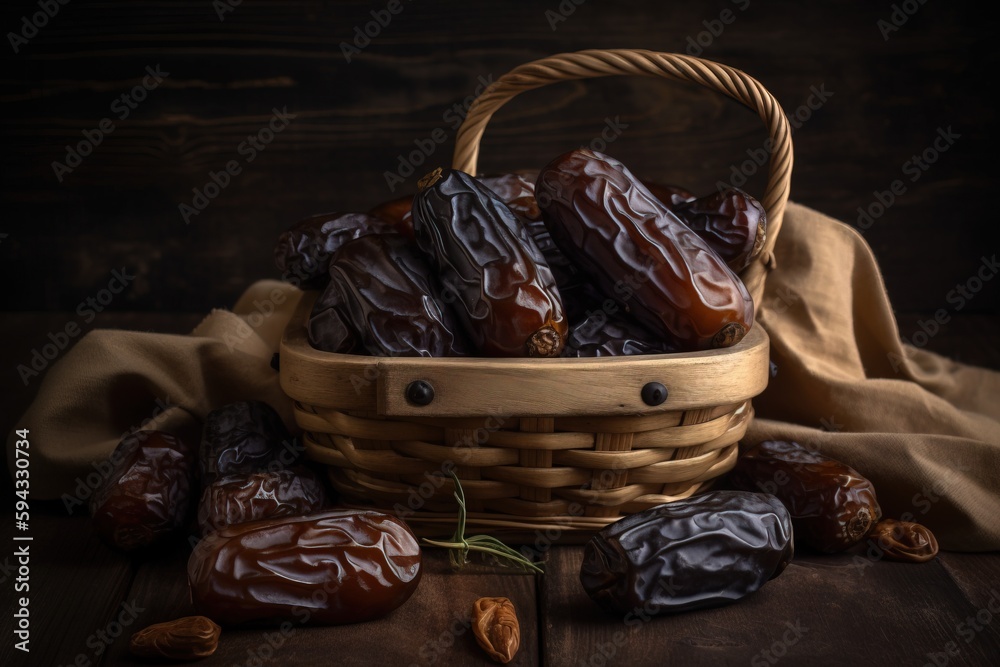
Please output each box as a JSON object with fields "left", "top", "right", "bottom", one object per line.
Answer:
{"left": 187, "top": 509, "right": 422, "bottom": 626}
{"left": 478, "top": 172, "right": 579, "bottom": 289}
{"left": 580, "top": 490, "right": 793, "bottom": 615}
{"left": 197, "top": 466, "right": 328, "bottom": 535}
{"left": 564, "top": 311, "right": 675, "bottom": 357}
{"left": 536, "top": 149, "right": 754, "bottom": 350}
{"left": 273, "top": 212, "right": 394, "bottom": 289}
{"left": 413, "top": 168, "right": 567, "bottom": 357}
{"left": 200, "top": 401, "right": 295, "bottom": 485}
{"left": 867, "top": 519, "right": 939, "bottom": 563}
{"left": 729, "top": 440, "right": 883, "bottom": 553}
{"left": 90, "top": 431, "right": 196, "bottom": 551}
{"left": 329, "top": 233, "right": 471, "bottom": 356}
{"left": 369, "top": 195, "right": 416, "bottom": 240}
{"left": 643, "top": 182, "right": 696, "bottom": 209}
{"left": 307, "top": 280, "right": 361, "bottom": 354}
{"left": 673, "top": 188, "right": 766, "bottom": 272}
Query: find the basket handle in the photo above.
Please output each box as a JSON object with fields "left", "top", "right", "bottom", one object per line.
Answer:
{"left": 451, "top": 49, "right": 793, "bottom": 301}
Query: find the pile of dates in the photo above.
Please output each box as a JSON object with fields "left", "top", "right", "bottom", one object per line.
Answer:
{"left": 579, "top": 441, "right": 939, "bottom": 617}
{"left": 89, "top": 401, "right": 422, "bottom": 643}
{"left": 276, "top": 149, "right": 767, "bottom": 357}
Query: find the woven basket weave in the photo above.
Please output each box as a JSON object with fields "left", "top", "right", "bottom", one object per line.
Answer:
{"left": 280, "top": 49, "right": 792, "bottom": 539}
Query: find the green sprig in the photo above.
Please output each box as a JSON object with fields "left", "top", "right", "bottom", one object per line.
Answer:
{"left": 421, "top": 472, "right": 543, "bottom": 574}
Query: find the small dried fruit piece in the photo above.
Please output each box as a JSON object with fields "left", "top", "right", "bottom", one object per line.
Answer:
{"left": 129, "top": 616, "right": 221, "bottom": 661}
{"left": 90, "top": 431, "right": 196, "bottom": 551}
{"left": 473, "top": 597, "right": 520, "bottom": 664}
{"left": 868, "top": 519, "right": 939, "bottom": 563}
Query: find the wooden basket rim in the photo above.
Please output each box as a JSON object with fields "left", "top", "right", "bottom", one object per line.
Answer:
{"left": 280, "top": 292, "right": 770, "bottom": 418}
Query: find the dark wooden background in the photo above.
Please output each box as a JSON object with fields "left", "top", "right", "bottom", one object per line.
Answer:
{"left": 2, "top": 2, "right": 1000, "bottom": 666}
{"left": 1, "top": 0, "right": 998, "bottom": 318}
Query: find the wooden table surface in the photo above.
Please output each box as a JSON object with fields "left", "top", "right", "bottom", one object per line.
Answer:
{"left": 3, "top": 1, "right": 999, "bottom": 664}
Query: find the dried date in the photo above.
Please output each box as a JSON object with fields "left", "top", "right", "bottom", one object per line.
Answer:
{"left": 473, "top": 597, "right": 520, "bottom": 664}
{"left": 644, "top": 181, "right": 696, "bottom": 209}
{"left": 867, "top": 519, "right": 939, "bottom": 563}
{"left": 90, "top": 431, "right": 196, "bottom": 551}
{"left": 478, "top": 171, "right": 579, "bottom": 289}
{"left": 673, "top": 188, "right": 766, "bottom": 272}
{"left": 729, "top": 440, "right": 882, "bottom": 553}
{"left": 580, "top": 490, "right": 793, "bottom": 615}
{"left": 369, "top": 195, "right": 416, "bottom": 239}
{"left": 564, "top": 311, "right": 675, "bottom": 357}
{"left": 200, "top": 401, "right": 295, "bottom": 485}
{"left": 329, "top": 233, "right": 471, "bottom": 356}
{"left": 197, "top": 466, "right": 328, "bottom": 535}
{"left": 537, "top": 149, "right": 754, "bottom": 351}
{"left": 129, "top": 616, "right": 221, "bottom": 660}
{"left": 308, "top": 279, "right": 361, "bottom": 353}
{"left": 413, "top": 168, "right": 567, "bottom": 357}
{"left": 273, "top": 212, "right": 394, "bottom": 289}
{"left": 188, "top": 509, "right": 422, "bottom": 625}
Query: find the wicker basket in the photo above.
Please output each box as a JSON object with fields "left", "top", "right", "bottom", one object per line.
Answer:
{"left": 280, "top": 49, "right": 792, "bottom": 539}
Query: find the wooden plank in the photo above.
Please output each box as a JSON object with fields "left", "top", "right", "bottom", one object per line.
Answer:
{"left": 1, "top": 512, "right": 134, "bottom": 667}
{"left": 100, "top": 546, "right": 539, "bottom": 667}
{"left": 541, "top": 546, "right": 1000, "bottom": 667}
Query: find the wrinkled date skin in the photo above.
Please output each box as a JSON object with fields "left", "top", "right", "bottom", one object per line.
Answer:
{"left": 273, "top": 212, "right": 395, "bottom": 289}
{"left": 867, "top": 519, "right": 939, "bottom": 563}
{"left": 479, "top": 171, "right": 579, "bottom": 290}
{"left": 564, "top": 311, "right": 675, "bottom": 357}
{"left": 413, "top": 168, "right": 567, "bottom": 357}
{"left": 188, "top": 509, "right": 423, "bottom": 626}
{"left": 537, "top": 150, "right": 754, "bottom": 351}
{"left": 90, "top": 431, "right": 196, "bottom": 551}
{"left": 330, "top": 233, "right": 471, "bottom": 356}
{"left": 580, "top": 490, "right": 793, "bottom": 615}
{"left": 200, "top": 401, "right": 295, "bottom": 485}
{"left": 307, "top": 281, "right": 361, "bottom": 354}
{"left": 369, "top": 195, "right": 416, "bottom": 240}
{"left": 197, "top": 466, "right": 328, "bottom": 535}
{"left": 673, "top": 188, "right": 767, "bottom": 272}
{"left": 643, "top": 182, "right": 696, "bottom": 209}
{"left": 729, "top": 440, "right": 882, "bottom": 553}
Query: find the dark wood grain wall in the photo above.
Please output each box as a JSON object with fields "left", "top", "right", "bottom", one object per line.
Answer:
{"left": 1, "top": 0, "right": 997, "bottom": 318}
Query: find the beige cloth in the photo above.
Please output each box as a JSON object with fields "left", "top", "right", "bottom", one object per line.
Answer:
{"left": 8, "top": 205, "right": 1000, "bottom": 549}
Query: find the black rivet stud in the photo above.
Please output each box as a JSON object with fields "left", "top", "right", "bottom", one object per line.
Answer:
{"left": 641, "top": 381, "right": 668, "bottom": 406}
{"left": 406, "top": 380, "right": 434, "bottom": 406}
